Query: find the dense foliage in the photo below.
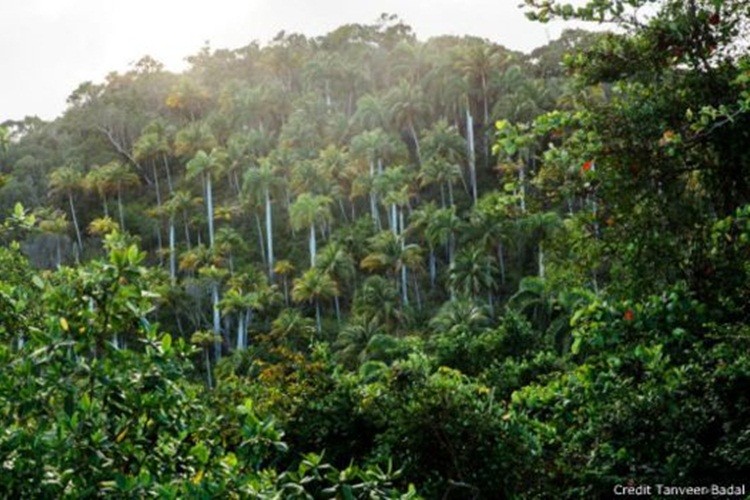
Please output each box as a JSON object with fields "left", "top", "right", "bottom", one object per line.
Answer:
{"left": 1, "top": 1, "right": 749, "bottom": 497}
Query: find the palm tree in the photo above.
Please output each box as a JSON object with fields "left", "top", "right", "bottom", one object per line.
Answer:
{"left": 243, "top": 157, "right": 281, "bottom": 281}
{"left": 174, "top": 122, "right": 216, "bottom": 159}
{"left": 316, "top": 242, "right": 356, "bottom": 321}
{"left": 198, "top": 264, "right": 229, "bottom": 360}
{"left": 37, "top": 209, "right": 70, "bottom": 267}
{"left": 85, "top": 165, "right": 116, "bottom": 217}
{"left": 449, "top": 243, "right": 499, "bottom": 309}
{"left": 273, "top": 259, "right": 296, "bottom": 305}
{"left": 429, "top": 298, "right": 489, "bottom": 336}
{"left": 270, "top": 308, "right": 316, "bottom": 352}
{"left": 427, "top": 206, "right": 463, "bottom": 269}
{"left": 518, "top": 211, "right": 562, "bottom": 279}
{"left": 292, "top": 267, "right": 339, "bottom": 334}
{"left": 408, "top": 202, "right": 441, "bottom": 287}
{"left": 190, "top": 330, "right": 221, "bottom": 388}
{"left": 335, "top": 315, "right": 384, "bottom": 369}
{"left": 106, "top": 161, "right": 139, "bottom": 231}
{"left": 289, "top": 193, "right": 333, "bottom": 267}
{"left": 386, "top": 79, "right": 426, "bottom": 165}
{"left": 350, "top": 129, "right": 401, "bottom": 229}
{"left": 352, "top": 275, "right": 403, "bottom": 333}
{"left": 420, "top": 119, "right": 467, "bottom": 207}
{"left": 48, "top": 166, "right": 84, "bottom": 255}
{"left": 186, "top": 148, "right": 228, "bottom": 249}
{"left": 360, "top": 231, "right": 422, "bottom": 306}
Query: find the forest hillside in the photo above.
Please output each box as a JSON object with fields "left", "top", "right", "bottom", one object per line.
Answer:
{"left": 1, "top": 1, "right": 749, "bottom": 497}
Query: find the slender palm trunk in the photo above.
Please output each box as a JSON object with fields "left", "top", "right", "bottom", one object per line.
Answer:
{"left": 205, "top": 174, "right": 215, "bottom": 247}
{"left": 163, "top": 154, "right": 173, "bottom": 193}
{"left": 498, "top": 243, "right": 506, "bottom": 285}
{"left": 169, "top": 217, "right": 176, "bottom": 283}
{"left": 369, "top": 160, "right": 380, "bottom": 230}
{"left": 55, "top": 238, "right": 62, "bottom": 267}
{"left": 212, "top": 283, "right": 221, "bottom": 359}
{"left": 412, "top": 274, "right": 422, "bottom": 311}
{"left": 315, "top": 300, "right": 322, "bottom": 334}
{"left": 409, "top": 120, "right": 421, "bottom": 166}
{"left": 153, "top": 163, "right": 163, "bottom": 262}
{"left": 68, "top": 192, "right": 83, "bottom": 254}
{"left": 204, "top": 348, "right": 213, "bottom": 389}
{"left": 254, "top": 213, "right": 267, "bottom": 267}
{"left": 538, "top": 241, "right": 545, "bottom": 279}
{"left": 265, "top": 188, "right": 274, "bottom": 281}
{"left": 399, "top": 209, "right": 408, "bottom": 305}
{"left": 466, "top": 110, "right": 478, "bottom": 205}
{"left": 236, "top": 313, "right": 245, "bottom": 350}
{"left": 309, "top": 224, "right": 317, "bottom": 267}
{"left": 334, "top": 296, "right": 341, "bottom": 322}
{"left": 117, "top": 186, "right": 125, "bottom": 231}
{"left": 429, "top": 249, "right": 436, "bottom": 286}
{"left": 183, "top": 211, "right": 192, "bottom": 249}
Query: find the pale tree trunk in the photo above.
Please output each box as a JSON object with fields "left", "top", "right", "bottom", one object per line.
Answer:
{"left": 315, "top": 300, "right": 322, "bottom": 334}
{"left": 429, "top": 249, "right": 436, "bottom": 286}
{"left": 265, "top": 188, "right": 274, "bottom": 281}
{"left": 205, "top": 173, "right": 215, "bottom": 248}
{"left": 498, "top": 243, "right": 506, "bottom": 285}
{"left": 169, "top": 217, "right": 176, "bottom": 283}
{"left": 538, "top": 241, "right": 545, "bottom": 279}
{"left": 408, "top": 120, "right": 421, "bottom": 166}
{"left": 399, "top": 208, "right": 408, "bottom": 306}
{"left": 212, "top": 283, "right": 221, "bottom": 360}
{"left": 68, "top": 192, "right": 83, "bottom": 256}
{"left": 204, "top": 348, "right": 213, "bottom": 389}
{"left": 254, "top": 213, "right": 267, "bottom": 267}
{"left": 466, "top": 110, "right": 478, "bottom": 205}
{"left": 369, "top": 160, "right": 380, "bottom": 230}
{"left": 236, "top": 312, "right": 245, "bottom": 350}
{"left": 152, "top": 163, "right": 163, "bottom": 263}
{"left": 117, "top": 186, "right": 125, "bottom": 231}
{"left": 309, "top": 225, "right": 317, "bottom": 267}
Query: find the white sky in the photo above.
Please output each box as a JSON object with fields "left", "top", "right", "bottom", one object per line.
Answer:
{"left": 0, "top": 0, "right": 575, "bottom": 122}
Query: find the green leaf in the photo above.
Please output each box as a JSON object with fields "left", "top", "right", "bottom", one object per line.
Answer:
{"left": 190, "top": 442, "right": 210, "bottom": 465}
{"left": 161, "top": 333, "right": 172, "bottom": 352}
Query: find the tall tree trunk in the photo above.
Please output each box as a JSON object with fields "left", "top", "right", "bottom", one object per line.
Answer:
{"left": 236, "top": 312, "right": 245, "bottom": 350}
{"left": 315, "top": 300, "right": 322, "bottom": 335}
{"left": 265, "top": 188, "right": 274, "bottom": 282}
{"left": 205, "top": 174, "right": 215, "bottom": 248}
{"left": 369, "top": 160, "right": 380, "bottom": 230}
{"left": 169, "top": 218, "right": 176, "bottom": 283}
{"left": 152, "top": 162, "right": 163, "bottom": 262}
{"left": 68, "top": 192, "right": 83, "bottom": 255}
{"left": 183, "top": 211, "right": 192, "bottom": 250}
{"left": 117, "top": 186, "right": 125, "bottom": 231}
{"left": 429, "top": 249, "right": 436, "bottom": 286}
{"left": 254, "top": 212, "right": 267, "bottom": 267}
{"left": 408, "top": 120, "right": 421, "bottom": 166}
{"left": 212, "top": 282, "right": 221, "bottom": 360}
{"left": 497, "top": 243, "right": 506, "bottom": 285}
{"left": 399, "top": 208, "right": 408, "bottom": 306}
{"left": 538, "top": 241, "right": 545, "bottom": 279}
{"left": 204, "top": 348, "right": 213, "bottom": 389}
{"left": 309, "top": 224, "right": 317, "bottom": 267}
{"left": 466, "top": 110, "right": 478, "bottom": 205}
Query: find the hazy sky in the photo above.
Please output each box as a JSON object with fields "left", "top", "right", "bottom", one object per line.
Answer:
{"left": 0, "top": 0, "right": 573, "bottom": 122}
